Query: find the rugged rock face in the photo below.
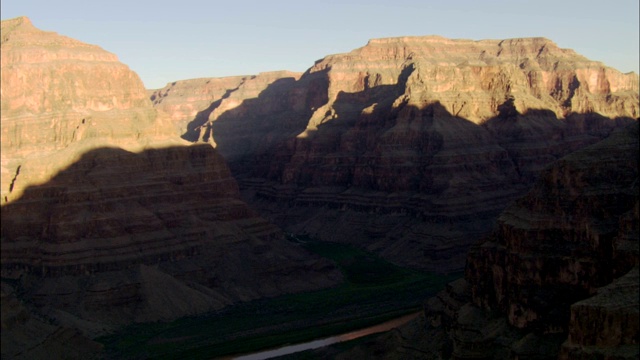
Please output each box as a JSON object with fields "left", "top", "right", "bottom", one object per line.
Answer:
{"left": 466, "top": 122, "right": 639, "bottom": 331}
{"left": 0, "top": 17, "right": 341, "bottom": 358}
{"left": 460, "top": 122, "right": 639, "bottom": 359}
{"left": 0, "top": 16, "right": 179, "bottom": 204}
{"left": 332, "top": 123, "right": 639, "bottom": 359}
{"left": 153, "top": 36, "right": 638, "bottom": 271}
{"left": 150, "top": 69, "right": 328, "bottom": 161}
{"left": 560, "top": 267, "right": 639, "bottom": 360}
{"left": 148, "top": 71, "right": 309, "bottom": 140}
{"left": 1, "top": 145, "right": 340, "bottom": 327}
{"left": 305, "top": 37, "right": 637, "bottom": 123}
{"left": 1, "top": 282, "right": 104, "bottom": 360}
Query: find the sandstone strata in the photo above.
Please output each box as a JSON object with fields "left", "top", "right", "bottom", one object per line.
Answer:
{"left": 466, "top": 122, "right": 639, "bottom": 331}
{"left": 560, "top": 267, "right": 639, "bottom": 359}
{"left": 150, "top": 69, "right": 328, "bottom": 160}
{"left": 0, "top": 16, "right": 180, "bottom": 204}
{"left": 0, "top": 17, "right": 341, "bottom": 359}
{"left": 1, "top": 144, "right": 341, "bottom": 339}
{"left": 330, "top": 123, "right": 639, "bottom": 359}
{"left": 1, "top": 282, "right": 103, "bottom": 360}
{"left": 154, "top": 36, "right": 638, "bottom": 271}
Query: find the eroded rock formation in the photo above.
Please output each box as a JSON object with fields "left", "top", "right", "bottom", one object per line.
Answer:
{"left": 331, "top": 123, "right": 639, "bottom": 359}
{"left": 0, "top": 16, "right": 179, "bottom": 204}
{"left": 1, "top": 145, "right": 341, "bottom": 324}
{"left": 560, "top": 268, "right": 639, "bottom": 359}
{"left": 153, "top": 36, "right": 638, "bottom": 272}
{"left": 466, "top": 122, "right": 639, "bottom": 331}
{"left": 0, "top": 17, "right": 341, "bottom": 359}
{"left": 150, "top": 69, "right": 328, "bottom": 160}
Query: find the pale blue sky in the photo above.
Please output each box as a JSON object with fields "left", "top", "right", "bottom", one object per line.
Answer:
{"left": 2, "top": 0, "right": 638, "bottom": 89}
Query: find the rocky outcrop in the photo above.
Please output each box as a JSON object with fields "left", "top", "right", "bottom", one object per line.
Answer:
{"left": 0, "top": 16, "right": 180, "bottom": 204}
{"left": 150, "top": 69, "right": 328, "bottom": 161}
{"left": 1, "top": 146, "right": 339, "bottom": 313}
{"left": 466, "top": 122, "right": 639, "bottom": 331}
{"left": 1, "top": 282, "right": 103, "bottom": 360}
{"left": 153, "top": 35, "right": 638, "bottom": 272}
{"left": 333, "top": 123, "right": 639, "bottom": 359}
{"left": 0, "top": 17, "right": 341, "bottom": 358}
{"left": 560, "top": 267, "right": 639, "bottom": 360}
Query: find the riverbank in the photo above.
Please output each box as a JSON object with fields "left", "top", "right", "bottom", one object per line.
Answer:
{"left": 98, "top": 239, "right": 461, "bottom": 359}
{"left": 231, "top": 312, "right": 421, "bottom": 360}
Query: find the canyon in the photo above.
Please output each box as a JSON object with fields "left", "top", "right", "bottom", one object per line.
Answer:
{"left": 325, "top": 121, "right": 638, "bottom": 360}
{"left": 2, "top": 15, "right": 639, "bottom": 360}
{"left": 151, "top": 35, "right": 638, "bottom": 272}
{"left": 0, "top": 17, "right": 340, "bottom": 359}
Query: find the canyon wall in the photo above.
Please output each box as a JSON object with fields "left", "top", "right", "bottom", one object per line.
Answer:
{"left": 0, "top": 17, "right": 341, "bottom": 359}
{"left": 0, "top": 16, "right": 178, "bottom": 204}
{"left": 466, "top": 122, "right": 639, "bottom": 331}
{"left": 153, "top": 36, "right": 638, "bottom": 272}
{"left": 4, "top": 17, "right": 637, "bottom": 358}
{"left": 462, "top": 121, "right": 639, "bottom": 358}
{"left": 327, "top": 121, "right": 639, "bottom": 360}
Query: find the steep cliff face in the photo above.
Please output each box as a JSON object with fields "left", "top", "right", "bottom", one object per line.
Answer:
{"left": 0, "top": 17, "right": 341, "bottom": 358}
{"left": 1, "top": 145, "right": 340, "bottom": 327}
{"left": 458, "top": 122, "right": 639, "bottom": 358}
{"left": 436, "top": 123, "right": 640, "bottom": 359}
{"left": 154, "top": 35, "right": 638, "bottom": 271}
{"left": 0, "top": 16, "right": 177, "bottom": 204}
{"left": 306, "top": 36, "right": 637, "bottom": 124}
{"left": 150, "top": 69, "right": 328, "bottom": 162}
{"left": 330, "top": 122, "right": 639, "bottom": 360}
{"left": 259, "top": 36, "right": 637, "bottom": 217}
{"left": 466, "top": 122, "right": 639, "bottom": 331}
{"left": 560, "top": 267, "right": 639, "bottom": 360}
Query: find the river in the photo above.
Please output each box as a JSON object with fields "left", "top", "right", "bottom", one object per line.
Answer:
{"left": 229, "top": 312, "right": 420, "bottom": 360}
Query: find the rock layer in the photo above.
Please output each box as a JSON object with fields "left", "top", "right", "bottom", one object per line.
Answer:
{"left": 0, "top": 17, "right": 341, "bottom": 358}
{"left": 1, "top": 146, "right": 341, "bottom": 331}
{"left": 306, "top": 36, "right": 638, "bottom": 124}
{"left": 560, "top": 267, "right": 639, "bottom": 360}
{"left": 466, "top": 122, "right": 639, "bottom": 331}
{"left": 1, "top": 282, "right": 104, "bottom": 360}
{"left": 1, "top": 16, "right": 177, "bottom": 204}
{"left": 150, "top": 69, "right": 328, "bottom": 160}
{"left": 153, "top": 36, "right": 638, "bottom": 271}
{"left": 332, "top": 123, "right": 639, "bottom": 359}
{"left": 1, "top": 145, "right": 338, "bottom": 288}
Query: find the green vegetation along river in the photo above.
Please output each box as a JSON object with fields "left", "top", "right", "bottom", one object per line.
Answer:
{"left": 98, "top": 236, "right": 461, "bottom": 359}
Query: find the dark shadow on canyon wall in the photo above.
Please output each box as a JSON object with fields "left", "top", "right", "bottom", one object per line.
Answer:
{"left": 180, "top": 69, "right": 329, "bottom": 170}
{"left": 181, "top": 87, "right": 240, "bottom": 142}
{"left": 464, "top": 120, "right": 639, "bottom": 333}
{"left": 173, "top": 67, "right": 636, "bottom": 272}
{"left": 195, "top": 62, "right": 635, "bottom": 194}
{"left": 0, "top": 144, "right": 346, "bottom": 360}
{"left": 482, "top": 101, "right": 637, "bottom": 182}
{"left": 0, "top": 143, "right": 341, "bottom": 323}
{"left": 0, "top": 144, "right": 244, "bottom": 275}
{"left": 185, "top": 61, "right": 638, "bottom": 221}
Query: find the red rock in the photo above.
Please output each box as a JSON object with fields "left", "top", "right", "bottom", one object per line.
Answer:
{"left": 0, "top": 17, "right": 341, "bottom": 353}
{"left": 466, "top": 122, "right": 639, "bottom": 331}
{"left": 329, "top": 122, "right": 639, "bottom": 360}
{"left": 560, "top": 267, "right": 639, "bottom": 359}
{"left": 153, "top": 35, "right": 637, "bottom": 271}
{"left": 1, "top": 16, "right": 177, "bottom": 204}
